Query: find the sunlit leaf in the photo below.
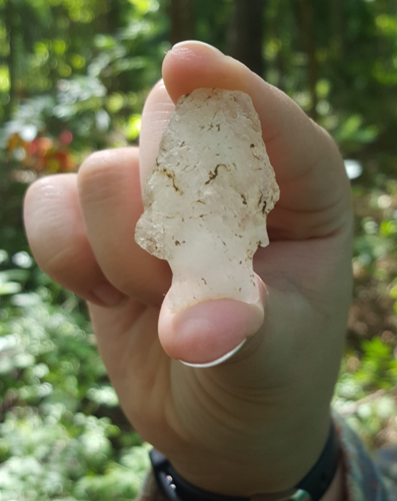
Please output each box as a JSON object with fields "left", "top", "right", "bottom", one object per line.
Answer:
{"left": 124, "top": 114, "right": 142, "bottom": 141}
{"left": 0, "top": 65, "right": 10, "bottom": 92}
{"left": 0, "top": 282, "right": 22, "bottom": 295}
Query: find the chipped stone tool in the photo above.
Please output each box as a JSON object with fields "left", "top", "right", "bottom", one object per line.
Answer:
{"left": 135, "top": 88, "right": 279, "bottom": 312}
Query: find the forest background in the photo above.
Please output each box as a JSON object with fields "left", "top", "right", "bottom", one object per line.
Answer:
{"left": 1, "top": 0, "right": 397, "bottom": 499}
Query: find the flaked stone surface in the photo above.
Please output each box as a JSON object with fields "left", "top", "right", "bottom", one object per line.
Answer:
{"left": 135, "top": 88, "right": 279, "bottom": 311}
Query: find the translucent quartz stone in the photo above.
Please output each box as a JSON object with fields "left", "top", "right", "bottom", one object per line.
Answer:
{"left": 135, "top": 88, "right": 279, "bottom": 311}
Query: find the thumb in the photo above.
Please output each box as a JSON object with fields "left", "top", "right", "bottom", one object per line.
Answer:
{"left": 158, "top": 274, "right": 266, "bottom": 366}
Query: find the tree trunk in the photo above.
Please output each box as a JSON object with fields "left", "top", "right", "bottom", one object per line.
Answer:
{"left": 169, "top": 0, "right": 195, "bottom": 46}
{"left": 227, "top": 0, "right": 265, "bottom": 77}
{"left": 331, "top": 0, "right": 345, "bottom": 59}
{"left": 4, "top": 0, "right": 18, "bottom": 121}
{"left": 272, "top": 0, "right": 287, "bottom": 91}
{"left": 298, "top": 0, "right": 318, "bottom": 121}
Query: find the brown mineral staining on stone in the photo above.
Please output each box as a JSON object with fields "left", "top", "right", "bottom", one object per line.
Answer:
{"left": 135, "top": 88, "right": 279, "bottom": 311}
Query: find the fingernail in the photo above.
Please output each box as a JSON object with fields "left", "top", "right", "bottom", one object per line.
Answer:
{"left": 91, "top": 283, "right": 126, "bottom": 307}
{"left": 172, "top": 40, "right": 224, "bottom": 55}
{"left": 179, "top": 339, "right": 247, "bottom": 368}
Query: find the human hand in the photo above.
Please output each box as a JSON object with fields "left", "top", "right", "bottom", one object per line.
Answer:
{"left": 24, "top": 41, "right": 353, "bottom": 497}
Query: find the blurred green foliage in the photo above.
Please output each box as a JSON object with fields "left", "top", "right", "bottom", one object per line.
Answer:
{"left": 0, "top": 0, "right": 397, "bottom": 498}
{"left": 0, "top": 252, "right": 149, "bottom": 500}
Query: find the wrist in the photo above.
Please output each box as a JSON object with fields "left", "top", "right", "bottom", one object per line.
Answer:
{"left": 162, "top": 406, "right": 334, "bottom": 495}
{"left": 149, "top": 422, "right": 341, "bottom": 501}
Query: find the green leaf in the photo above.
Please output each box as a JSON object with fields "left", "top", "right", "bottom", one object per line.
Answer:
{"left": 0, "top": 269, "right": 29, "bottom": 283}
{"left": 124, "top": 114, "right": 142, "bottom": 141}
{"left": 0, "top": 282, "right": 22, "bottom": 295}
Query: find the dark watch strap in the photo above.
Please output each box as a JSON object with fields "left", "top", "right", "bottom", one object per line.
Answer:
{"left": 149, "top": 423, "right": 339, "bottom": 501}
{"left": 295, "top": 424, "right": 339, "bottom": 499}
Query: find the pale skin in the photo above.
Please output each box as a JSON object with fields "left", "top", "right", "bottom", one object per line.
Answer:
{"left": 24, "top": 41, "right": 352, "bottom": 499}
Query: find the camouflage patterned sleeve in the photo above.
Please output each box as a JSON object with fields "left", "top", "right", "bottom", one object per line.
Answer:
{"left": 335, "top": 413, "right": 395, "bottom": 501}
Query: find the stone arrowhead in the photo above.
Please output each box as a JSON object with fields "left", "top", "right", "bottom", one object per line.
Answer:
{"left": 135, "top": 88, "right": 279, "bottom": 311}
